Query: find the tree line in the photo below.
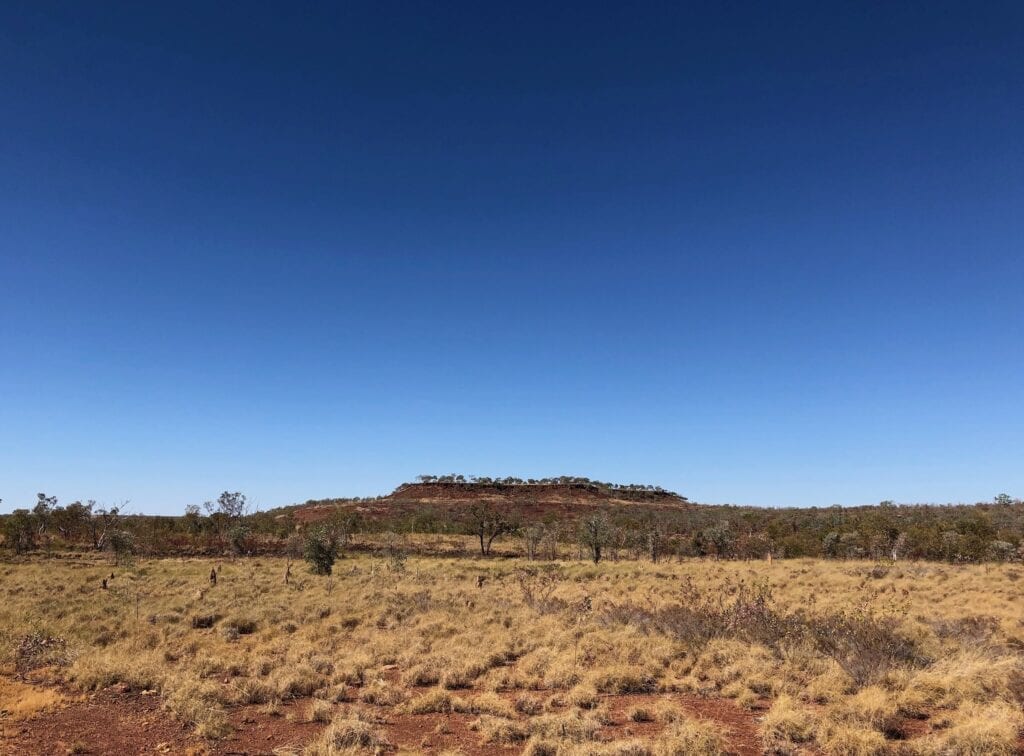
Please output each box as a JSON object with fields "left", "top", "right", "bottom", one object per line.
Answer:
{"left": 409, "top": 474, "right": 680, "bottom": 496}
{"left": 4, "top": 490, "right": 1024, "bottom": 565}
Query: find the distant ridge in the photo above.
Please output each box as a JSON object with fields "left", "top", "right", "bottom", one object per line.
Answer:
{"left": 289, "top": 477, "right": 691, "bottom": 525}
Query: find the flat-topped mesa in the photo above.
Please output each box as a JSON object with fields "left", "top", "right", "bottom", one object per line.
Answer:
{"left": 289, "top": 478, "right": 691, "bottom": 525}
{"left": 389, "top": 481, "right": 686, "bottom": 504}
{"left": 396, "top": 476, "right": 684, "bottom": 498}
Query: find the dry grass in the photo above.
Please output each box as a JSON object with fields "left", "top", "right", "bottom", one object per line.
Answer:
{"left": 1, "top": 554, "right": 1023, "bottom": 753}
{"left": 303, "top": 714, "right": 391, "bottom": 754}
{"left": 0, "top": 677, "right": 65, "bottom": 719}
{"left": 652, "top": 719, "right": 728, "bottom": 755}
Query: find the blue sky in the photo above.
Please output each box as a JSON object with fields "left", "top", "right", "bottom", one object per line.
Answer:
{"left": 1, "top": 2, "right": 1022, "bottom": 513}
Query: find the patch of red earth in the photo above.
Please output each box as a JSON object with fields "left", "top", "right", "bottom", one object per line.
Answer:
{"left": 384, "top": 710, "right": 519, "bottom": 756}
{"left": 380, "top": 687, "right": 764, "bottom": 755}
{"left": 599, "top": 693, "right": 764, "bottom": 756}
{"left": 0, "top": 687, "right": 197, "bottom": 756}
{"left": 220, "top": 700, "right": 326, "bottom": 755}
{"left": 0, "top": 678, "right": 327, "bottom": 756}
{"left": 896, "top": 716, "right": 930, "bottom": 740}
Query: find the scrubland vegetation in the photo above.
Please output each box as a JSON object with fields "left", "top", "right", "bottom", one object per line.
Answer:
{"left": 3, "top": 547, "right": 1024, "bottom": 754}
{"left": 4, "top": 484, "right": 1024, "bottom": 564}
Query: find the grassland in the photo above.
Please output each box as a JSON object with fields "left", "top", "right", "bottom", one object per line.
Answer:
{"left": 2, "top": 545, "right": 1023, "bottom": 754}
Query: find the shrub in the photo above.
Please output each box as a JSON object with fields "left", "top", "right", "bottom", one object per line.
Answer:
{"left": 304, "top": 526, "right": 339, "bottom": 575}
{"left": 106, "top": 530, "right": 135, "bottom": 566}
{"left": 628, "top": 705, "right": 654, "bottom": 722}
{"left": 3, "top": 510, "right": 36, "bottom": 554}
{"left": 15, "top": 632, "right": 69, "bottom": 674}
{"left": 190, "top": 613, "right": 220, "bottom": 629}
{"left": 807, "top": 608, "right": 929, "bottom": 687}
{"left": 224, "top": 616, "right": 257, "bottom": 635}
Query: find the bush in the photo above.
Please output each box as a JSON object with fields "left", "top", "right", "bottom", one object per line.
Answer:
{"left": 603, "top": 578, "right": 928, "bottom": 687}
{"left": 224, "top": 616, "right": 257, "bottom": 635}
{"left": 228, "top": 524, "right": 251, "bottom": 556}
{"left": 628, "top": 706, "right": 655, "bottom": 722}
{"left": 106, "top": 530, "right": 135, "bottom": 566}
{"left": 3, "top": 510, "right": 36, "bottom": 554}
{"left": 303, "top": 526, "right": 339, "bottom": 575}
{"left": 15, "top": 632, "right": 68, "bottom": 674}
{"left": 190, "top": 613, "right": 220, "bottom": 629}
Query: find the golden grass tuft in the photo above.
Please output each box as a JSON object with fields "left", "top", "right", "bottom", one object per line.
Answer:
{"left": 815, "top": 722, "right": 889, "bottom": 756}
{"left": 651, "top": 718, "right": 727, "bottom": 755}
{"left": 404, "top": 687, "right": 457, "bottom": 714}
{"left": 307, "top": 698, "right": 334, "bottom": 723}
{"left": 761, "top": 694, "right": 815, "bottom": 753}
{"left": 0, "top": 678, "right": 65, "bottom": 719}
{"left": 913, "top": 701, "right": 1024, "bottom": 756}
{"left": 303, "top": 715, "right": 391, "bottom": 754}
{"left": 470, "top": 714, "right": 528, "bottom": 744}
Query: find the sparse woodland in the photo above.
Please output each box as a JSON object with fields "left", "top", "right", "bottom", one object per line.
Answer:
{"left": 3, "top": 482, "right": 1024, "bottom": 565}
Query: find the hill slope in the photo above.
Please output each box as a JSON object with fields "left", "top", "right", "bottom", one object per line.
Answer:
{"left": 291, "top": 480, "right": 693, "bottom": 525}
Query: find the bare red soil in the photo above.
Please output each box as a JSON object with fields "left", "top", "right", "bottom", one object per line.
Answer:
{"left": 2, "top": 678, "right": 762, "bottom": 756}
{"left": 1, "top": 686, "right": 196, "bottom": 755}
{"left": 8, "top": 681, "right": 1024, "bottom": 755}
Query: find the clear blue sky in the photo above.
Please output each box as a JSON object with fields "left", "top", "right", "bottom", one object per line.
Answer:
{"left": 1, "top": 2, "right": 1021, "bottom": 514}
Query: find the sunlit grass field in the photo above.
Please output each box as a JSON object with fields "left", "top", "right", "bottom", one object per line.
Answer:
{"left": 2, "top": 549, "right": 1023, "bottom": 754}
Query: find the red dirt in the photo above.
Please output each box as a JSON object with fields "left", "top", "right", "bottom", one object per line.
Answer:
{"left": 0, "top": 687, "right": 197, "bottom": 756}
{"left": 1, "top": 677, "right": 767, "bottom": 756}
{"left": 385, "top": 710, "right": 520, "bottom": 755}
{"left": 0, "top": 678, "right": 326, "bottom": 756}
{"left": 600, "top": 692, "right": 764, "bottom": 756}
{"left": 8, "top": 679, "right": 1009, "bottom": 756}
